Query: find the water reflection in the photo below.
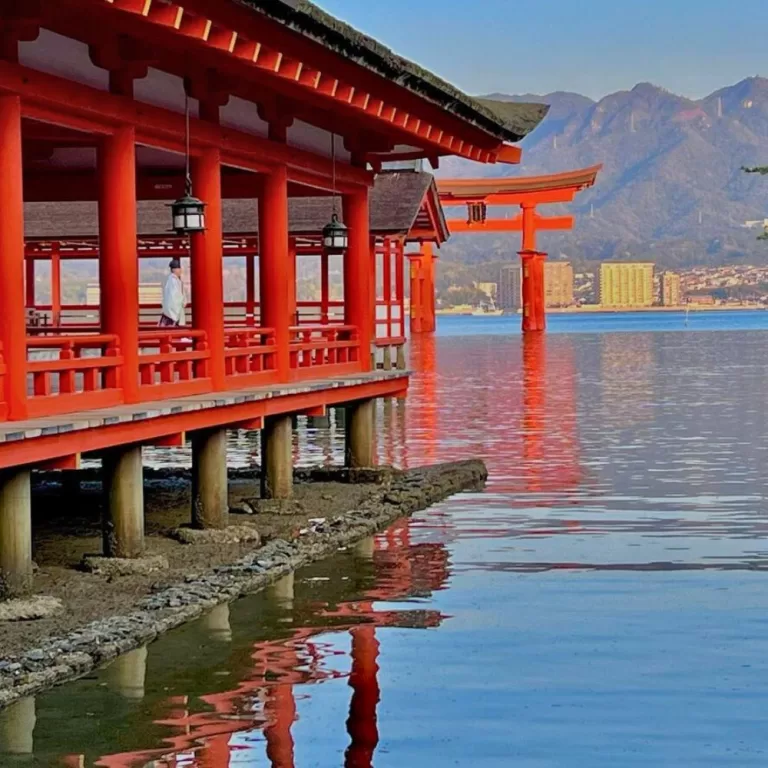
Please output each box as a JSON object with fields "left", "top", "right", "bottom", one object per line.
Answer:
{"left": 17, "top": 323, "right": 768, "bottom": 765}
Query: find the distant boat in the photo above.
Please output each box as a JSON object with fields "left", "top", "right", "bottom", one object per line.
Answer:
{"left": 472, "top": 308, "right": 503, "bottom": 316}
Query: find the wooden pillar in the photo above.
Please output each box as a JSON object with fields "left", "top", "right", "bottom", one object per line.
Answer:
{"left": 192, "top": 428, "right": 229, "bottom": 530}
{"left": 261, "top": 414, "right": 293, "bottom": 499}
{"left": 288, "top": 237, "right": 298, "bottom": 326}
{"left": 98, "top": 126, "right": 139, "bottom": 403}
{"left": 0, "top": 95, "right": 28, "bottom": 420}
{"left": 0, "top": 468, "right": 32, "bottom": 599}
{"left": 422, "top": 242, "right": 436, "bottom": 334}
{"left": 395, "top": 239, "right": 405, "bottom": 339}
{"left": 259, "top": 167, "right": 291, "bottom": 379}
{"left": 409, "top": 255, "right": 422, "bottom": 334}
{"left": 25, "top": 258, "right": 34, "bottom": 309}
{"left": 0, "top": 697, "right": 36, "bottom": 755}
{"left": 106, "top": 646, "right": 147, "bottom": 700}
{"left": 191, "top": 148, "right": 226, "bottom": 390}
{"left": 344, "top": 625, "right": 380, "bottom": 768}
{"left": 320, "top": 250, "right": 330, "bottom": 324}
{"left": 345, "top": 399, "right": 375, "bottom": 468}
{"left": 246, "top": 252, "right": 256, "bottom": 326}
{"left": 51, "top": 244, "right": 62, "bottom": 326}
{"left": 343, "top": 190, "right": 373, "bottom": 372}
{"left": 102, "top": 445, "right": 144, "bottom": 558}
{"left": 383, "top": 238, "right": 393, "bottom": 342}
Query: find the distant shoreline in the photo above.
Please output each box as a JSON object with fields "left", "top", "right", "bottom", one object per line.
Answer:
{"left": 436, "top": 305, "right": 767, "bottom": 316}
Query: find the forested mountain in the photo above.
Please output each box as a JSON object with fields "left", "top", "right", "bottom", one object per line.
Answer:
{"left": 438, "top": 78, "right": 768, "bottom": 268}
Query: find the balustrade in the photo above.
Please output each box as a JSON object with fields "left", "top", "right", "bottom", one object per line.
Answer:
{"left": 137, "top": 330, "right": 211, "bottom": 400}
{"left": 290, "top": 325, "right": 360, "bottom": 380}
{"left": 224, "top": 327, "right": 278, "bottom": 387}
{"left": 25, "top": 335, "right": 123, "bottom": 418}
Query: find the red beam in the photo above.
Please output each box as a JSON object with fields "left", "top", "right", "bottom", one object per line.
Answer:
{"left": 447, "top": 215, "right": 575, "bottom": 233}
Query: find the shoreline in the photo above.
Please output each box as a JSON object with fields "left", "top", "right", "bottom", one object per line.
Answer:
{"left": 436, "top": 305, "right": 766, "bottom": 316}
{"left": 0, "top": 460, "right": 487, "bottom": 708}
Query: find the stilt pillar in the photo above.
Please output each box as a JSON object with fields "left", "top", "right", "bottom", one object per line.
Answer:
{"left": 0, "top": 696, "right": 36, "bottom": 756}
{"left": 520, "top": 250, "right": 547, "bottom": 333}
{"left": 382, "top": 346, "right": 393, "bottom": 370}
{"left": 106, "top": 646, "right": 147, "bottom": 700}
{"left": 422, "top": 242, "right": 437, "bottom": 334}
{"left": 102, "top": 445, "right": 144, "bottom": 559}
{"left": 396, "top": 345, "right": 407, "bottom": 370}
{"left": 98, "top": 126, "right": 139, "bottom": 403}
{"left": 345, "top": 399, "right": 375, "bottom": 468}
{"left": 259, "top": 167, "right": 291, "bottom": 380}
{"left": 343, "top": 190, "right": 373, "bottom": 372}
{"left": 261, "top": 415, "right": 293, "bottom": 499}
{"left": 0, "top": 95, "right": 28, "bottom": 420}
{"left": 0, "top": 468, "right": 32, "bottom": 600}
{"left": 191, "top": 148, "right": 226, "bottom": 390}
{"left": 192, "top": 428, "right": 229, "bottom": 530}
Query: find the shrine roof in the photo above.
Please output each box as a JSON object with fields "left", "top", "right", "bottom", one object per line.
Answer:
{"left": 236, "top": 0, "right": 548, "bottom": 143}
{"left": 23, "top": 171, "right": 445, "bottom": 241}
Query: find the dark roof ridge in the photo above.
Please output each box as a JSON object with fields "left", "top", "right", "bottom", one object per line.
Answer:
{"left": 234, "top": 0, "right": 549, "bottom": 142}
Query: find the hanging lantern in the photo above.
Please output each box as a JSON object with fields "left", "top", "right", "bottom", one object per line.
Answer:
{"left": 323, "top": 212, "right": 348, "bottom": 254}
{"left": 170, "top": 93, "right": 206, "bottom": 235}
{"left": 170, "top": 192, "right": 206, "bottom": 235}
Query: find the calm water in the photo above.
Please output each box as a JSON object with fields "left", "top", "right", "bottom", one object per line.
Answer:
{"left": 7, "top": 310, "right": 768, "bottom": 766}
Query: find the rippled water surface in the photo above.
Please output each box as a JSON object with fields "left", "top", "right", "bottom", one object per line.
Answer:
{"left": 8, "top": 312, "right": 768, "bottom": 766}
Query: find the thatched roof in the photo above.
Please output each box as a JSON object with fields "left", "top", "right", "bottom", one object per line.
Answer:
{"left": 234, "top": 0, "right": 548, "bottom": 143}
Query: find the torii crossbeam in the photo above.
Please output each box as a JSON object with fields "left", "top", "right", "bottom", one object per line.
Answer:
{"left": 435, "top": 165, "right": 602, "bottom": 333}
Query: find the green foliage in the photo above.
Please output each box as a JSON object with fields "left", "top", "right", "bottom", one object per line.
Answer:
{"left": 742, "top": 166, "right": 768, "bottom": 175}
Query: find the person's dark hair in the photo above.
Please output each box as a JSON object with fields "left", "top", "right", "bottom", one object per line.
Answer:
{"left": 169, "top": 259, "right": 181, "bottom": 270}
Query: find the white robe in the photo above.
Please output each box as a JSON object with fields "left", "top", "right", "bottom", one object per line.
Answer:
{"left": 162, "top": 273, "right": 186, "bottom": 325}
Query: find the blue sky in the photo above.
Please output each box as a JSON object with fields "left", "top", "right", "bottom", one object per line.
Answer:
{"left": 315, "top": 0, "right": 768, "bottom": 100}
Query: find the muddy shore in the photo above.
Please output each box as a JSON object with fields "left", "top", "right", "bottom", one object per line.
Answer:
{"left": 0, "top": 459, "right": 486, "bottom": 707}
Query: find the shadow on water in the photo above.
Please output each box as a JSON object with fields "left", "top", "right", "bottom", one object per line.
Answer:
{"left": 10, "top": 314, "right": 768, "bottom": 765}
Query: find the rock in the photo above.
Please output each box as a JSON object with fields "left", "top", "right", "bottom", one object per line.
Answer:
{"left": 0, "top": 596, "right": 64, "bottom": 622}
{"left": 171, "top": 526, "right": 261, "bottom": 546}
{"left": 229, "top": 501, "right": 256, "bottom": 515}
{"left": 81, "top": 555, "right": 170, "bottom": 577}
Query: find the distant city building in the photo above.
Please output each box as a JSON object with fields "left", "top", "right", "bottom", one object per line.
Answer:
{"left": 545, "top": 262, "right": 574, "bottom": 307}
{"left": 86, "top": 283, "right": 163, "bottom": 306}
{"left": 599, "top": 262, "right": 655, "bottom": 308}
{"left": 499, "top": 265, "right": 522, "bottom": 311}
{"left": 661, "top": 271, "right": 682, "bottom": 306}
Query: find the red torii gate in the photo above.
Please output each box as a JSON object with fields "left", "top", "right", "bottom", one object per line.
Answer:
{"left": 410, "top": 166, "right": 601, "bottom": 334}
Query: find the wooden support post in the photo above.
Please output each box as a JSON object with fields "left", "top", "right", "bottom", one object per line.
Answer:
{"left": 382, "top": 346, "right": 393, "bottom": 370}
{"left": 261, "top": 415, "right": 293, "bottom": 499}
{"left": 98, "top": 127, "right": 139, "bottom": 403}
{"left": 106, "top": 646, "right": 147, "bottom": 700}
{"left": 191, "top": 428, "right": 229, "bottom": 530}
{"left": 0, "top": 95, "right": 28, "bottom": 420}
{"left": 0, "top": 468, "right": 32, "bottom": 600}
{"left": 202, "top": 603, "right": 232, "bottom": 642}
{"left": 344, "top": 190, "right": 373, "bottom": 371}
{"left": 345, "top": 399, "right": 375, "bottom": 468}
{"left": 102, "top": 445, "right": 144, "bottom": 559}
{"left": 191, "top": 148, "right": 226, "bottom": 390}
{"left": 422, "top": 242, "right": 436, "bottom": 334}
{"left": 396, "top": 345, "right": 407, "bottom": 370}
{"left": 259, "top": 167, "right": 291, "bottom": 380}
{"left": 409, "top": 254, "right": 422, "bottom": 334}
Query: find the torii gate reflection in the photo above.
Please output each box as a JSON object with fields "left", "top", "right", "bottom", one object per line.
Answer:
{"left": 44, "top": 518, "right": 449, "bottom": 768}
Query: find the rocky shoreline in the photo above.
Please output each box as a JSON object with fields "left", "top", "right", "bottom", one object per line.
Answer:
{"left": 0, "top": 459, "right": 486, "bottom": 708}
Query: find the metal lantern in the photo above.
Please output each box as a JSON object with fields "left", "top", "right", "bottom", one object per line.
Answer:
{"left": 322, "top": 212, "right": 348, "bottom": 254}
{"left": 170, "top": 192, "right": 206, "bottom": 235}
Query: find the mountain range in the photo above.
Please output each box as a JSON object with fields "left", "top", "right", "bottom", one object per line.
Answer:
{"left": 437, "top": 77, "right": 768, "bottom": 268}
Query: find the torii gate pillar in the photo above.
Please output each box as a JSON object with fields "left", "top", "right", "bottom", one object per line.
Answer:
{"left": 520, "top": 250, "right": 547, "bottom": 333}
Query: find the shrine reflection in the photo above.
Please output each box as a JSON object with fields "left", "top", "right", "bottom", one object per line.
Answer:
{"left": 16, "top": 516, "right": 449, "bottom": 768}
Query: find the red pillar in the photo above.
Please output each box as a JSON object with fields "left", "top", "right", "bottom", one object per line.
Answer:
{"left": 320, "top": 250, "right": 330, "bottom": 324}
{"left": 0, "top": 95, "right": 27, "bottom": 420}
{"left": 343, "top": 190, "right": 372, "bottom": 372}
{"left": 382, "top": 239, "right": 392, "bottom": 339}
{"left": 422, "top": 243, "right": 436, "bottom": 334}
{"left": 51, "top": 245, "right": 62, "bottom": 327}
{"left": 264, "top": 684, "right": 296, "bottom": 768}
{"left": 191, "top": 148, "right": 226, "bottom": 390}
{"left": 98, "top": 125, "right": 139, "bottom": 403}
{"left": 25, "top": 258, "right": 34, "bottom": 309}
{"left": 259, "top": 167, "right": 291, "bottom": 380}
{"left": 344, "top": 625, "right": 380, "bottom": 768}
{"left": 520, "top": 204, "right": 546, "bottom": 333}
{"left": 288, "top": 237, "right": 297, "bottom": 327}
{"left": 409, "top": 255, "right": 422, "bottom": 334}
{"left": 246, "top": 252, "right": 256, "bottom": 326}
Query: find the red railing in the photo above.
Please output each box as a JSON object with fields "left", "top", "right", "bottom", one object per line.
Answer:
{"left": 290, "top": 324, "right": 360, "bottom": 380}
{"left": 138, "top": 330, "right": 211, "bottom": 400}
{"left": 26, "top": 335, "right": 123, "bottom": 418}
{"left": 224, "top": 327, "right": 279, "bottom": 387}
